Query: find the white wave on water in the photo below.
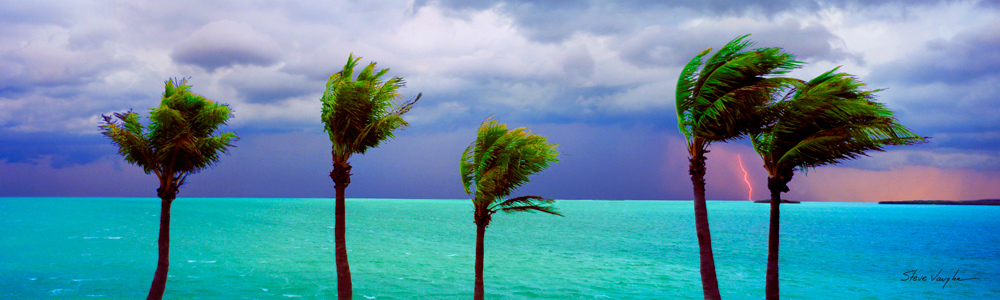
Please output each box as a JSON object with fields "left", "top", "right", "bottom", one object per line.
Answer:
{"left": 85, "top": 295, "right": 107, "bottom": 297}
{"left": 83, "top": 237, "right": 98, "bottom": 239}
{"left": 106, "top": 237, "right": 122, "bottom": 240}
{"left": 282, "top": 294, "right": 302, "bottom": 298}
{"left": 363, "top": 295, "right": 377, "bottom": 299}
{"left": 261, "top": 288, "right": 269, "bottom": 291}
{"left": 49, "top": 289, "right": 72, "bottom": 295}
{"left": 28, "top": 278, "right": 37, "bottom": 281}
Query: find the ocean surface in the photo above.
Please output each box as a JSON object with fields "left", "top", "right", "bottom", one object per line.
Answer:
{"left": 1, "top": 198, "right": 998, "bottom": 299}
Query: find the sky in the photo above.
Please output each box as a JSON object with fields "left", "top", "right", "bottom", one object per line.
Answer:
{"left": 1, "top": 0, "right": 999, "bottom": 201}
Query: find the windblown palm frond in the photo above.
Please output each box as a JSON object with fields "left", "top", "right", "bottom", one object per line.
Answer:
{"left": 460, "top": 118, "right": 560, "bottom": 226}
{"left": 101, "top": 78, "right": 237, "bottom": 178}
{"left": 490, "top": 195, "right": 563, "bottom": 216}
{"left": 321, "top": 54, "right": 420, "bottom": 161}
{"left": 101, "top": 111, "right": 158, "bottom": 175}
{"left": 752, "top": 67, "right": 925, "bottom": 177}
{"left": 676, "top": 34, "right": 802, "bottom": 146}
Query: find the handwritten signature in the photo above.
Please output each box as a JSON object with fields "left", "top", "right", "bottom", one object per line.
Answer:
{"left": 901, "top": 269, "right": 980, "bottom": 288}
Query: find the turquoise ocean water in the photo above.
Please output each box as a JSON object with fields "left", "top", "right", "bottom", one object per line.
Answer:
{"left": 1, "top": 198, "right": 998, "bottom": 299}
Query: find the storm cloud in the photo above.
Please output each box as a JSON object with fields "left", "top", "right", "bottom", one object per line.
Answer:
{"left": 2, "top": 0, "right": 999, "bottom": 201}
{"left": 170, "top": 21, "right": 283, "bottom": 71}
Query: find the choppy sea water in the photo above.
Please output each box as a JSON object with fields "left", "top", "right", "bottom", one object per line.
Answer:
{"left": 1, "top": 198, "right": 998, "bottom": 299}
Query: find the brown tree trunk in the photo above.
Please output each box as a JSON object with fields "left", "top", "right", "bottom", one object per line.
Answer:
{"left": 331, "top": 161, "right": 353, "bottom": 300}
{"left": 474, "top": 223, "right": 486, "bottom": 300}
{"left": 147, "top": 185, "right": 176, "bottom": 300}
{"left": 689, "top": 148, "right": 721, "bottom": 300}
{"left": 765, "top": 177, "right": 783, "bottom": 300}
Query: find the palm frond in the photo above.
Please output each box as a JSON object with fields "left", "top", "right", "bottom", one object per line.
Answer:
{"left": 321, "top": 54, "right": 417, "bottom": 159}
{"left": 675, "top": 34, "right": 802, "bottom": 148}
{"left": 498, "top": 204, "right": 563, "bottom": 216}
{"left": 489, "top": 196, "right": 562, "bottom": 217}
{"left": 101, "top": 78, "right": 238, "bottom": 187}
{"left": 460, "top": 141, "right": 478, "bottom": 197}
{"left": 752, "top": 67, "right": 926, "bottom": 177}
{"left": 676, "top": 47, "right": 712, "bottom": 141}
{"left": 100, "top": 110, "right": 159, "bottom": 175}
{"left": 460, "top": 118, "right": 560, "bottom": 220}
{"left": 778, "top": 119, "right": 923, "bottom": 170}
{"left": 147, "top": 79, "right": 237, "bottom": 175}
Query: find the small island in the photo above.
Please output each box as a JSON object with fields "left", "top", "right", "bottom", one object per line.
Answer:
{"left": 878, "top": 199, "right": 1000, "bottom": 205}
{"left": 752, "top": 199, "right": 800, "bottom": 204}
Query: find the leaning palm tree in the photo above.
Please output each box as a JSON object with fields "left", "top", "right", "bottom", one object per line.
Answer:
{"left": 674, "top": 34, "right": 801, "bottom": 300}
{"left": 100, "top": 78, "right": 237, "bottom": 300}
{"left": 750, "top": 68, "right": 925, "bottom": 300}
{"left": 460, "top": 118, "right": 561, "bottom": 300}
{"left": 321, "top": 54, "right": 419, "bottom": 299}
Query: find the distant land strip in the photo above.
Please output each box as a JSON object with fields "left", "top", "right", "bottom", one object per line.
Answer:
{"left": 878, "top": 199, "right": 1000, "bottom": 205}
{"left": 752, "top": 199, "right": 800, "bottom": 204}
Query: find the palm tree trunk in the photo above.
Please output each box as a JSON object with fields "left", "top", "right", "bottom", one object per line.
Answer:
{"left": 474, "top": 223, "right": 486, "bottom": 300}
{"left": 331, "top": 161, "right": 353, "bottom": 300}
{"left": 147, "top": 188, "right": 174, "bottom": 300}
{"left": 765, "top": 179, "right": 781, "bottom": 300}
{"left": 689, "top": 148, "right": 721, "bottom": 300}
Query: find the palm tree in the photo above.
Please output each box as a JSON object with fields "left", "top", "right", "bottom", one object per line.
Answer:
{"left": 99, "top": 78, "right": 237, "bottom": 300}
{"left": 460, "top": 118, "right": 561, "bottom": 300}
{"left": 750, "top": 68, "right": 925, "bottom": 300}
{"left": 674, "top": 35, "right": 801, "bottom": 300}
{"left": 320, "top": 54, "right": 419, "bottom": 299}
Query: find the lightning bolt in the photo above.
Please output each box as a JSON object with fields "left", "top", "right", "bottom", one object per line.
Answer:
{"left": 737, "top": 154, "right": 752, "bottom": 201}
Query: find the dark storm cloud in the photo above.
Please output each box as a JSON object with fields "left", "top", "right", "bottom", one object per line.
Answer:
{"left": 170, "top": 21, "right": 282, "bottom": 72}
{"left": 219, "top": 68, "right": 319, "bottom": 104}
{"left": 0, "top": 30, "right": 122, "bottom": 97}
{"left": 0, "top": 132, "right": 110, "bottom": 167}
{"left": 415, "top": 0, "right": 963, "bottom": 42}
{"left": 0, "top": 125, "right": 731, "bottom": 200}
{"left": 865, "top": 22, "right": 1000, "bottom": 155}
{"left": 617, "top": 19, "right": 861, "bottom": 68}
{"left": 872, "top": 23, "right": 1000, "bottom": 85}
{"left": 418, "top": 0, "right": 964, "bottom": 15}
{"left": 649, "top": 0, "right": 965, "bottom": 15}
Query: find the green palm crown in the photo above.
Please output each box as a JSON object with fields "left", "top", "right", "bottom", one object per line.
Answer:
{"left": 752, "top": 67, "right": 926, "bottom": 184}
{"left": 676, "top": 34, "right": 802, "bottom": 148}
{"left": 460, "top": 118, "right": 562, "bottom": 226}
{"left": 100, "top": 78, "right": 237, "bottom": 184}
{"left": 321, "top": 54, "right": 419, "bottom": 162}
